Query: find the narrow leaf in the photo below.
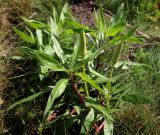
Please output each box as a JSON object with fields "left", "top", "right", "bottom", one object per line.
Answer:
{"left": 20, "top": 47, "right": 65, "bottom": 71}
{"left": 76, "top": 72, "right": 104, "bottom": 94}
{"left": 81, "top": 108, "right": 94, "bottom": 134}
{"left": 112, "top": 44, "right": 123, "bottom": 66}
{"left": 51, "top": 34, "right": 65, "bottom": 64}
{"left": 104, "top": 120, "right": 113, "bottom": 135}
{"left": 86, "top": 97, "right": 113, "bottom": 121}
{"left": 24, "top": 19, "right": 48, "bottom": 29}
{"left": 44, "top": 79, "right": 68, "bottom": 117}
{"left": 71, "top": 35, "right": 81, "bottom": 67}
{"left": 36, "top": 29, "right": 43, "bottom": 50}
{"left": 8, "top": 89, "right": 50, "bottom": 110}
{"left": 14, "top": 28, "right": 35, "bottom": 43}
{"left": 106, "top": 23, "right": 124, "bottom": 37}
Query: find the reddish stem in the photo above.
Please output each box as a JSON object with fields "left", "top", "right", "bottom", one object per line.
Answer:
{"left": 69, "top": 108, "right": 76, "bottom": 115}
{"left": 93, "top": 122, "right": 98, "bottom": 129}
{"left": 72, "top": 83, "right": 85, "bottom": 103}
{"left": 95, "top": 121, "right": 104, "bottom": 134}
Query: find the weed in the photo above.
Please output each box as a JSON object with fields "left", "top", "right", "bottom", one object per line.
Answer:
{"left": 7, "top": 4, "right": 153, "bottom": 135}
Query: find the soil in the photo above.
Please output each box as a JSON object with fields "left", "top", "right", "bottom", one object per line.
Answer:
{"left": 70, "top": 0, "right": 97, "bottom": 27}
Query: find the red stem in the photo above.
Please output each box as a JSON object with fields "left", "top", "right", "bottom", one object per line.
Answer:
{"left": 95, "top": 121, "right": 104, "bottom": 134}
{"left": 72, "top": 83, "right": 85, "bottom": 103}
{"left": 69, "top": 108, "right": 76, "bottom": 115}
{"left": 93, "top": 122, "right": 98, "bottom": 129}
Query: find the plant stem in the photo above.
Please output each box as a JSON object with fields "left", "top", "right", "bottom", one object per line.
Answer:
{"left": 81, "top": 29, "right": 89, "bottom": 96}
{"left": 106, "top": 43, "right": 123, "bottom": 106}
{"left": 95, "top": 121, "right": 104, "bottom": 135}
{"left": 83, "top": 65, "right": 89, "bottom": 96}
{"left": 72, "top": 83, "right": 85, "bottom": 103}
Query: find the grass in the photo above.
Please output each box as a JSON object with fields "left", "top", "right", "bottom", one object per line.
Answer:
{"left": 114, "top": 105, "right": 160, "bottom": 135}
{"left": 0, "top": 0, "right": 35, "bottom": 133}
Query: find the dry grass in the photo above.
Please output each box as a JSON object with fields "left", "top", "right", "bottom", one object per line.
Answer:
{"left": 114, "top": 105, "right": 160, "bottom": 135}
{"left": 0, "top": 0, "right": 33, "bottom": 133}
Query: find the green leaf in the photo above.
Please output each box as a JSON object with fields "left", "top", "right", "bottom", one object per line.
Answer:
{"left": 8, "top": 89, "right": 50, "bottom": 110}
{"left": 52, "top": 4, "right": 58, "bottom": 24}
{"left": 36, "top": 29, "right": 43, "bottom": 50}
{"left": 44, "top": 79, "right": 68, "bottom": 117}
{"left": 106, "top": 23, "right": 124, "bottom": 37}
{"left": 54, "top": 115, "right": 78, "bottom": 135}
{"left": 71, "top": 35, "right": 81, "bottom": 67}
{"left": 50, "top": 17, "right": 58, "bottom": 35}
{"left": 80, "top": 29, "right": 86, "bottom": 59}
{"left": 104, "top": 120, "right": 113, "bottom": 135}
{"left": 114, "top": 61, "right": 150, "bottom": 69}
{"left": 20, "top": 47, "right": 65, "bottom": 71}
{"left": 121, "top": 94, "right": 153, "bottom": 104}
{"left": 111, "top": 3, "right": 125, "bottom": 25}
{"left": 81, "top": 108, "right": 94, "bottom": 134}
{"left": 86, "top": 97, "right": 113, "bottom": 121}
{"left": 89, "top": 66, "right": 114, "bottom": 83}
{"left": 73, "top": 44, "right": 107, "bottom": 71}
{"left": 66, "top": 20, "right": 95, "bottom": 33}
{"left": 14, "top": 28, "right": 35, "bottom": 43}
{"left": 51, "top": 34, "right": 65, "bottom": 64}
{"left": 112, "top": 83, "right": 132, "bottom": 95}
{"left": 125, "top": 36, "right": 144, "bottom": 44}
{"left": 44, "top": 45, "right": 54, "bottom": 55}
{"left": 112, "top": 44, "right": 123, "bottom": 66}
{"left": 59, "top": 3, "right": 68, "bottom": 24}
{"left": 23, "top": 18, "right": 48, "bottom": 29}
{"left": 76, "top": 72, "right": 104, "bottom": 94}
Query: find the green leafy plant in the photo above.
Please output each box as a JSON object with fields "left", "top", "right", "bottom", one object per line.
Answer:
{"left": 8, "top": 4, "right": 153, "bottom": 135}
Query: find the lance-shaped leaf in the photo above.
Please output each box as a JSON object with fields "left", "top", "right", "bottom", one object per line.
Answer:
{"left": 8, "top": 89, "right": 50, "bottom": 110}
{"left": 36, "top": 29, "right": 43, "bottom": 50}
{"left": 86, "top": 97, "right": 113, "bottom": 121}
{"left": 14, "top": 28, "right": 35, "bottom": 43}
{"left": 106, "top": 23, "right": 125, "bottom": 38}
{"left": 23, "top": 18, "right": 48, "bottom": 29}
{"left": 104, "top": 120, "right": 113, "bottom": 135}
{"left": 71, "top": 35, "right": 81, "bottom": 67}
{"left": 44, "top": 79, "right": 68, "bottom": 117}
{"left": 50, "top": 17, "right": 58, "bottom": 35}
{"left": 81, "top": 108, "right": 94, "bottom": 134}
{"left": 89, "top": 66, "right": 115, "bottom": 83}
{"left": 66, "top": 20, "right": 95, "bottom": 33}
{"left": 76, "top": 72, "right": 104, "bottom": 94}
{"left": 112, "top": 44, "right": 123, "bottom": 66}
{"left": 51, "top": 34, "right": 65, "bottom": 64}
{"left": 20, "top": 47, "right": 65, "bottom": 71}
{"left": 80, "top": 29, "right": 86, "bottom": 59}
{"left": 59, "top": 3, "right": 68, "bottom": 24}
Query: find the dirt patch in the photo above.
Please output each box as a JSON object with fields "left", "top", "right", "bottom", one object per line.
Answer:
{"left": 70, "top": 0, "right": 98, "bottom": 26}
